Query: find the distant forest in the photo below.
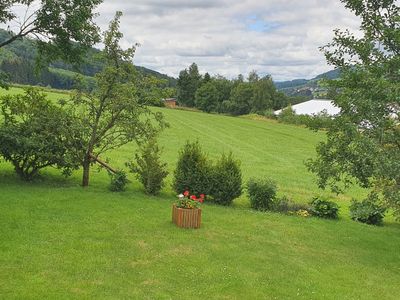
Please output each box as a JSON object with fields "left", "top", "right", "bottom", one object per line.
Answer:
{"left": 0, "top": 29, "right": 177, "bottom": 90}
{"left": 175, "top": 63, "right": 317, "bottom": 115}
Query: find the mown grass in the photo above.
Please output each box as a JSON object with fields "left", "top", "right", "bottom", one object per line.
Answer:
{"left": 0, "top": 85, "right": 71, "bottom": 101}
{"left": 1, "top": 174, "right": 399, "bottom": 299}
{"left": 1, "top": 86, "right": 399, "bottom": 299}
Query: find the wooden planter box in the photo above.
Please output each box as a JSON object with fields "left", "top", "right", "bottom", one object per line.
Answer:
{"left": 172, "top": 204, "right": 202, "bottom": 229}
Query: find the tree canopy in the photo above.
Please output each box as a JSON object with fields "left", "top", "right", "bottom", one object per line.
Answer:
{"left": 176, "top": 63, "right": 292, "bottom": 115}
{"left": 307, "top": 0, "right": 400, "bottom": 218}
{"left": 0, "top": 0, "right": 102, "bottom": 64}
{"left": 177, "top": 62, "right": 201, "bottom": 107}
{"left": 0, "top": 88, "right": 81, "bottom": 180}
{"left": 195, "top": 81, "right": 219, "bottom": 113}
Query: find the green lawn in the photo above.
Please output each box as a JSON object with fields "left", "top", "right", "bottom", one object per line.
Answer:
{"left": 1, "top": 86, "right": 399, "bottom": 299}
{"left": 0, "top": 85, "right": 71, "bottom": 102}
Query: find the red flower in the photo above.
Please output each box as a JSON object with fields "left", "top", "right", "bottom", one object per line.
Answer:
{"left": 199, "top": 198, "right": 204, "bottom": 203}
{"left": 200, "top": 194, "right": 205, "bottom": 199}
{"left": 183, "top": 190, "right": 189, "bottom": 197}
{"left": 190, "top": 195, "right": 197, "bottom": 200}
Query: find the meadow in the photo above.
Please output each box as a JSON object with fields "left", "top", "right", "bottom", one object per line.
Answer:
{"left": 1, "top": 86, "right": 399, "bottom": 299}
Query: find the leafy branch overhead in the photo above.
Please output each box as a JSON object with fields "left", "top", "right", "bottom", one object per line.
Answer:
{"left": 0, "top": 0, "right": 102, "bottom": 65}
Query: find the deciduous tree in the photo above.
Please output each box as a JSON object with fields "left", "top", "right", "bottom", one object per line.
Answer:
{"left": 251, "top": 75, "right": 274, "bottom": 114}
{"left": 0, "top": 0, "right": 101, "bottom": 63}
{"left": 177, "top": 62, "right": 201, "bottom": 107}
{"left": 195, "top": 81, "right": 219, "bottom": 113}
{"left": 72, "top": 12, "right": 166, "bottom": 187}
{"left": 0, "top": 88, "right": 81, "bottom": 180}
{"left": 224, "top": 82, "right": 253, "bottom": 115}
{"left": 307, "top": 0, "right": 400, "bottom": 218}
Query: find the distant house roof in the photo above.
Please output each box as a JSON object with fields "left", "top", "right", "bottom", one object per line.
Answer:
{"left": 162, "top": 98, "right": 177, "bottom": 108}
{"left": 275, "top": 99, "right": 340, "bottom": 116}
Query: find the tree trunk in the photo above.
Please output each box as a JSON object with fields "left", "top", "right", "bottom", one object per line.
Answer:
{"left": 82, "top": 154, "right": 91, "bottom": 187}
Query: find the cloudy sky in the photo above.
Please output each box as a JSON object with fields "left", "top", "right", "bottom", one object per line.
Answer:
{"left": 3, "top": 0, "right": 361, "bottom": 81}
{"left": 94, "top": 0, "right": 361, "bottom": 81}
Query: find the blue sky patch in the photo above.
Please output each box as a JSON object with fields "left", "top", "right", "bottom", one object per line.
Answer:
{"left": 245, "top": 15, "right": 281, "bottom": 32}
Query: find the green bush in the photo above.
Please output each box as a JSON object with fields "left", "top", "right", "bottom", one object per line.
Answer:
{"left": 128, "top": 138, "right": 168, "bottom": 195}
{"left": 304, "top": 110, "right": 333, "bottom": 131}
{"left": 350, "top": 196, "right": 386, "bottom": 225}
{"left": 263, "top": 109, "right": 276, "bottom": 119}
{"left": 277, "top": 106, "right": 332, "bottom": 130}
{"left": 172, "top": 141, "right": 211, "bottom": 196}
{"left": 277, "top": 106, "right": 302, "bottom": 124}
{"left": 210, "top": 153, "right": 242, "bottom": 206}
{"left": 309, "top": 197, "right": 339, "bottom": 219}
{"left": 0, "top": 88, "right": 82, "bottom": 180}
{"left": 173, "top": 142, "right": 243, "bottom": 206}
{"left": 247, "top": 178, "right": 277, "bottom": 211}
{"left": 109, "top": 170, "right": 129, "bottom": 192}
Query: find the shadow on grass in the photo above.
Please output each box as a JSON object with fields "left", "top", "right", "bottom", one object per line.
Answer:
{"left": 0, "top": 168, "right": 80, "bottom": 189}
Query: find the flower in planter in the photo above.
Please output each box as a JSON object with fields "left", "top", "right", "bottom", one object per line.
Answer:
{"left": 199, "top": 194, "right": 205, "bottom": 203}
{"left": 176, "top": 191, "right": 205, "bottom": 209}
{"left": 172, "top": 192, "right": 203, "bottom": 229}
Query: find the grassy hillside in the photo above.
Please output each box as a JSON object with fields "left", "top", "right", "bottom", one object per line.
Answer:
{"left": 0, "top": 85, "right": 362, "bottom": 205}
{"left": 0, "top": 85, "right": 71, "bottom": 101}
{"left": 1, "top": 86, "right": 399, "bottom": 299}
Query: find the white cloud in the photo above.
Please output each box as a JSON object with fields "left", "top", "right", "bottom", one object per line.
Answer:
{"left": 2, "top": 0, "right": 362, "bottom": 81}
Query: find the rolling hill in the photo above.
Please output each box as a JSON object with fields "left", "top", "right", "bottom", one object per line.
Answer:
{"left": 0, "top": 29, "right": 177, "bottom": 90}
{"left": 274, "top": 69, "right": 341, "bottom": 99}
